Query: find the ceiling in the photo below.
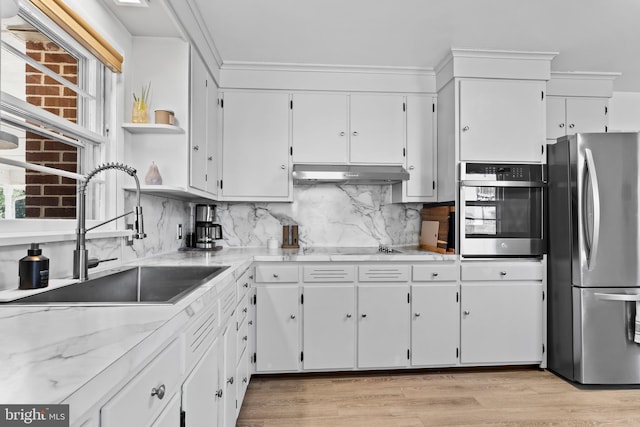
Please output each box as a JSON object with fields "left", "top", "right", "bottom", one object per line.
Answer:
{"left": 103, "top": 0, "right": 640, "bottom": 91}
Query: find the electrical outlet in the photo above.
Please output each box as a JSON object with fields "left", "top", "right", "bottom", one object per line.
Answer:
{"left": 177, "top": 224, "right": 183, "bottom": 240}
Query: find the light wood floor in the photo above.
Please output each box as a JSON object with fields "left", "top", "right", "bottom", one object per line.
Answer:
{"left": 236, "top": 367, "right": 640, "bottom": 426}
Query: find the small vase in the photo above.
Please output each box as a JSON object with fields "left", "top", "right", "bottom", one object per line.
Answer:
{"left": 131, "top": 100, "right": 149, "bottom": 123}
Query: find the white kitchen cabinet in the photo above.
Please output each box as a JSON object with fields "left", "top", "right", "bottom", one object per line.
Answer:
{"left": 357, "top": 284, "right": 410, "bottom": 368}
{"left": 221, "top": 323, "right": 238, "bottom": 427}
{"left": 181, "top": 338, "right": 222, "bottom": 427}
{"left": 189, "top": 47, "right": 219, "bottom": 195}
{"left": 291, "top": 93, "right": 349, "bottom": 164}
{"left": 546, "top": 97, "right": 608, "bottom": 141}
{"left": 221, "top": 91, "right": 291, "bottom": 201}
{"left": 411, "top": 265, "right": 459, "bottom": 366}
{"left": 291, "top": 93, "right": 405, "bottom": 165}
{"left": 151, "top": 393, "right": 180, "bottom": 427}
{"left": 460, "top": 260, "right": 544, "bottom": 365}
{"left": 392, "top": 95, "right": 437, "bottom": 202}
{"left": 459, "top": 78, "right": 546, "bottom": 163}
{"left": 255, "top": 285, "right": 300, "bottom": 372}
{"left": 349, "top": 94, "right": 405, "bottom": 164}
{"left": 302, "top": 285, "right": 356, "bottom": 370}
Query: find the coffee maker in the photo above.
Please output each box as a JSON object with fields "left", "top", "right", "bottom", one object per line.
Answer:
{"left": 194, "top": 204, "right": 222, "bottom": 250}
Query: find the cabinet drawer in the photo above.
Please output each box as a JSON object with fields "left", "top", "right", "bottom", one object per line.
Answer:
{"left": 236, "top": 314, "right": 249, "bottom": 365}
{"left": 461, "top": 262, "right": 543, "bottom": 281}
{"left": 236, "top": 293, "right": 249, "bottom": 327}
{"left": 413, "top": 264, "right": 459, "bottom": 282}
{"left": 255, "top": 265, "right": 299, "bottom": 283}
{"left": 101, "top": 339, "right": 182, "bottom": 427}
{"left": 184, "top": 305, "right": 219, "bottom": 371}
{"left": 358, "top": 265, "right": 410, "bottom": 282}
{"left": 219, "top": 280, "right": 237, "bottom": 323}
{"left": 236, "top": 268, "right": 252, "bottom": 300}
{"left": 236, "top": 349, "right": 250, "bottom": 417}
{"left": 303, "top": 265, "right": 355, "bottom": 282}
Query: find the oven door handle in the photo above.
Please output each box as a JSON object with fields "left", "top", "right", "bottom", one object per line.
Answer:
{"left": 584, "top": 148, "right": 601, "bottom": 271}
{"left": 460, "top": 180, "right": 546, "bottom": 188}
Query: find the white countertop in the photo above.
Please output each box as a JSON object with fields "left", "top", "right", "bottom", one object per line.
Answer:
{"left": 0, "top": 246, "right": 449, "bottom": 421}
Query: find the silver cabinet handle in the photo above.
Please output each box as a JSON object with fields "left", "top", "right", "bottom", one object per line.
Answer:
{"left": 409, "top": 165, "right": 415, "bottom": 170}
{"left": 243, "top": 377, "right": 248, "bottom": 384}
{"left": 432, "top": 272, "right": 439, "bottom": 277}
{"left": 339, "top": 131, "right": 346, "bottom": 136}
{"left": 361, "top": 313, "right": 367, "bottom": 318}
{"left": 243, "top": 283, "right": 249, "bottom": 288}
{"left": 352, "top": 131, "right": 359, "bottom": 136}
{"left": 559, "top": 123, "right": 565, "bottom": 128}
{"left": 243, "top": 307, "right": 248, "bottom": 313}
{"left": 346, "top": 313, "right": 352, "bottom": 318}
{"left": 273, "top": 273, "right": 279, "bottom": 278}
{"left": 243, "top": 335, "right": 248, "bottom": 341}
{"left": 193, "top": 145, "right": 199, "bottom": 151}
{"left": 151, "top": 384, "right": 165, "bottom": 400}
{"left": 500, "top": 271, "right": 507, "bottom": 276}
{"left": 414, "top": 312, "right": 421, "bottom": 317}
{"left": 569, "top": 124, "right": 575, "bottom": 129}
{"left": 290, "top": 314, "right": 296, "bottom": 319}
{"left": 248, "top": 320, "right": 253, "bottom": 325}
{"left": 207, "top": 156, "right": 213, "bottom": 161}
{"left": 463, "top": 310, "right": 470, "bottom": 316}
{"left": 215, "top": 389, "right": 223, "bottom": 398}
{"left": 281, "top": 165, "right": 286, "bottom": 170}
{"left": 249, "top": 275, "right": 254, "bottom": 280}
{"left": 227, "top": 377, "right": 234, "bottom": 385}
{"left": 462, "top": 126, "right": 469, "bottom": 132}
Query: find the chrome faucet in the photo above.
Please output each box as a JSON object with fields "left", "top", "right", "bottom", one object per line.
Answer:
{"left": 73, "top": 162, "right": 146, "bottom": 281}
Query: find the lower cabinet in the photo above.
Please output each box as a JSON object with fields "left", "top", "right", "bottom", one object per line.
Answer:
{"left": 358, "top": 284, "right": 410, "bottom": 368}
{"left": 181, "top": 338, "right": 222, "bottom": 426}
{"left": 303, "top": 285, "right": 356, "bottom": 370}
{"left": 222, "top": 323, "right": 238, "bottom": 427}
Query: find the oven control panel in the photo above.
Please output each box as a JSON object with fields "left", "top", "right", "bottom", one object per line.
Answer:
{"left": 463, "top": 163, "right": 543, "bottom": 181}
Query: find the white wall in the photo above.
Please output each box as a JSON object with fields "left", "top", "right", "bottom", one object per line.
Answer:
{"left": 609, "top": 92, "right": 640, "bottom": 132}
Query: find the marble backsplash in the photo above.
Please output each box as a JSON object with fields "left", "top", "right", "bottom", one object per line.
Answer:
{"left": 0, "top": 184, "right": 421, "bottom": 291}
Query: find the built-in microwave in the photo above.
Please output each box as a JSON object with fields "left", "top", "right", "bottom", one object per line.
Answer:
{"left": 459, "top": 162, "right": 545, "bottom": 257}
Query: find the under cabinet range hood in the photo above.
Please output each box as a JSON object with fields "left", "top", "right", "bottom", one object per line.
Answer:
{"left": 292, "top": 164, "right": 410, "bottom": 185}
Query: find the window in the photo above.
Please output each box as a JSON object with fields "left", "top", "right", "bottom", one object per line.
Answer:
{"left": 0, "top": 1, "right": 112, "bottom": 225}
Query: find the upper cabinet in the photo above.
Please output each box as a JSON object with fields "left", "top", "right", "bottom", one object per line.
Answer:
{"left": 292, "top": 93, "right": 405, "bottom": 165}
{"left": 545, "top": 72, "right": 619, "bottom": 144}
{"left": 459, "top": 79, "right": 546, "bottom": 163}
{"left": 220, "top": 91, "right": 292, "bottom": 201}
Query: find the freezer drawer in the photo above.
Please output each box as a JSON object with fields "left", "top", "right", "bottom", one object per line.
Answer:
{"left": 574, "top": 287, "right": 640, "bottom": 384}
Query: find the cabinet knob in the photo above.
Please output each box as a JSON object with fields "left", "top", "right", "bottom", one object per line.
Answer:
{"left": 207, "top": 156, "right": 213, "bottom": 161}
{"left": 569, "top": 123, "right": 575, "bottom": 129}
{"left": 361, "top": 313, "right": 367, "bottom": 318}
{"left": 150, "top": 384, "right": 166, "bottom": 400}
{"left": 249, "top": 275, "right": 254, "bottom": 280}
{"left": 243, "top": 282, "right": 249, "bottom": 288}
{"left": 215, "top": 389, "right": 223, "bottom": 399}
{"left": 290, "top": 314, "right": 296, "bottom": 319}
{"left": 432, "top": 272, "right": 439, "bottom": 277}
{"left": 352, "top": 131, "right": 359, "bottom": 136}
{"left": 193, "top": 145, "right": 199, "bottom": 151}
{"left": 409, "top": 165, "right": 415, "bottom": 170}
{"left": 346, "top": 313, "right": 352, "bottom": 318}
{"left": 243, "top": 377, "right": 248, "bottom": 384}
{"left": 281, "top": 165, "right": 286, "bottom": 170}
{"left": 273, "top": 273, "right": 279, "bottom": 278}
{"left": 243, "top": 307, "right": 248, "bottom": 313}
{"left": 248, "top": 320, "right": 253, "bottom": 326}
{"left": 414, "top": 312, "right": 421, "bottom": 317}
{"left": 243, "top": 335, "right": 248, "bottom": 341}
{"left": 463, "top": 310, "right": 471, "bottom": 316}
{"left": 559, "top": 123, "right": 565, "bottom": 128}
{"left": 462, "top": 126, "right": 469, "bottom": 132}
{"left": 500, "top": 271, "right": 507, "bottom": 276}
{"left": 339, "top": 131, "right": 346, "bottom": 136}
{"left": 227, "top": 377, "right": 234, "bottom": 385}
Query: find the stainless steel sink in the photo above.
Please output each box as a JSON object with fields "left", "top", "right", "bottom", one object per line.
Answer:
{"left": 4, "top": 265, "right": 228, "bottom": 305}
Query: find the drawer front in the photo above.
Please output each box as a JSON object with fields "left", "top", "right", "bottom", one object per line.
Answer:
{"left": 220, "top": 281, "right": 238, "bottom": 324}
{"left": 184, "top": 305, "right": 219, "bottom": 371}
{"left": 413, "top": 264, "right": 459, "bottom": 282}
{"left": 236, "top": 293, "right": 249, "bottom": 328}
{"left": 255, "top": 265, "right": 299, "bottom": 283}
{"left": 236, "top": 268, "right": 252, "bottom": 300}
{"left": 358, "top": 265, "right": 410, "bottom": 282}
{"left": 236, "top": 315, "right": 249, "bottom": 365}
{"left": 236, "top": 349, "right": 250, "bottom": 418}
{"left": 101, "top": 339, "right": 182, "bottom": 427}
{"left": 303, "top": 265, "right": 355, "bottom": 282}
{"left": 461, "top": 262, "right": 544, "bottom": 281}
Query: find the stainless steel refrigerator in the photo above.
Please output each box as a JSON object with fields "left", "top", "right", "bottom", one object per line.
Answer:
{"left": 548, "top": 132, "right": 640, "bottom": 385}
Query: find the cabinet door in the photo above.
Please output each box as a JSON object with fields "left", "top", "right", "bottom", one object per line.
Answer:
{"left": 303, "top": 285, "right": 355, "bottom": 370}
{"left": 256, "top": 286, "right": 299, "bottom": 372}
{"left": 459, "top": 79, "right": 546, "bottom": 162}
{"left": 350, "top": 94, "right": 405, "bottom": 164}
{"left": 189, "top": 49, "right": 208, "bottom": 191}
{"left": 411, "top": 284, "right": 459, "bottom": 366}
{"left": 222, "top": 324, "right": 238, "bottom": 427}
{"left": 151, "top": 393, "right": 180, "bottom": 427}
{"left": 357, "top": 284, "right": 410, "bottom": 368}
{"left": 221, "top": 91, "right": 290, "bottom": 199}
{"left": 546, "top": 97, "right": 567, "bottom": 140}
{"left": 181, "top": 338, "right": 221, "bottom": 427}
{"left": 460, "top": 282, "right": 543, "bottom": 364}
{"left": 292, "top": 93, "right": 349, "bottom": 164}
{"left": 206, "top": 81, "right": 219, "bottom": 196}
{"left": 566, "top": 98, "right": 608, "bottom": 134}
{"left": 405, "top": 95, "right": 436, "bottom": 199}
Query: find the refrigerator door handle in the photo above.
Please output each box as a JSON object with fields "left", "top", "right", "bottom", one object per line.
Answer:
{"left": 584, "top": 148, "right": 601, "bottom": 271}
{"left": 594, "top": 292, "right": 640, "bottom": 302}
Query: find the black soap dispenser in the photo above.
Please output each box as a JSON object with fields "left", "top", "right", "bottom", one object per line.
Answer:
{"left": 19, "top": 243, "right": 49, "bottom": 289}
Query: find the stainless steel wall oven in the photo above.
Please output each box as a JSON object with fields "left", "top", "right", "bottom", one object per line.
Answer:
{"left": 460, "top": 162, "right": 545, "bottom": 257}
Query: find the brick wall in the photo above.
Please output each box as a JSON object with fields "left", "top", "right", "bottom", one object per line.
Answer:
{"left": 24, "top": 40, "right": 78, "bottom": 219}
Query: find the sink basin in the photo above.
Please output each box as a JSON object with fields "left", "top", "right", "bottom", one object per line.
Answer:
{"left": 4, "top": 265, "right": 228, "bottom": 305}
